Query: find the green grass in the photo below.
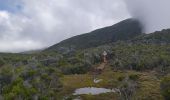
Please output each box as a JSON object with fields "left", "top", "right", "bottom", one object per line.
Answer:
{"left": 133, "top": 72, "right": 163, "bottom": 100}
{"left": 58, "top": 65, "right": 163, "bottom": 100}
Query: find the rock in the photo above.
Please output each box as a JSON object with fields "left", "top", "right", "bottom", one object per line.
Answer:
{"left": 93, "top": 78, "right": 103, "bottom": 83}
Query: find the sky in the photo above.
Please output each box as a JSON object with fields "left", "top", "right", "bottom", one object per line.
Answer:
{"left": 0, "top": 0, "right": 130, "bottom": 53}
{"left": 125, "top": 0, "right": 170, "bottom": 33}
{"left": 1, "top": 0, "right": 170, "bottom": 53}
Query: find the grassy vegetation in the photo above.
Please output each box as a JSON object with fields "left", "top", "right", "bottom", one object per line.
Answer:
{"left": 1, "top": 29, "right": 170, "bottom": 99}
{"left": 1, "top": 42, "right": 170, "bottom": 99}
{"left": 58, "top": 65, "right": 163, "bottom": 100}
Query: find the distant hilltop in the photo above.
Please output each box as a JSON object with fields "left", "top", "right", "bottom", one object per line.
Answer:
{"left": 45, "top": 18, "right": 143, "bottom": 52}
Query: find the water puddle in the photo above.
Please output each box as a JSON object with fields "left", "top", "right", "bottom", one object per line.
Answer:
{"left": 73, "top": 87, "right": 119, "bottom": 95}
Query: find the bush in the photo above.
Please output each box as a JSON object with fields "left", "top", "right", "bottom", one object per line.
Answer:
{"left": 0, "top": 66, "right": 13, "bottom": 85}
{"left": 160, "top": 76, "right": 170, "bottom": 100}
{"left": 63, "top": 64, "right": 91, "bottom": 75}
{"left": 0, "top": 59, "right": 5, "bottom": 67}
{"left": 117, "top": 76, "right": 125, "bottom": 81}
{"left": 129, "top": 74, "right": 139, "bottom": 81}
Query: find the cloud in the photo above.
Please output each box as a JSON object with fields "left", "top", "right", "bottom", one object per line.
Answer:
{"left": 0, "top": 0, "right": 130, "bottom": 53}
{"left": 124, "top": 0, "right": 170, "bottom": 33}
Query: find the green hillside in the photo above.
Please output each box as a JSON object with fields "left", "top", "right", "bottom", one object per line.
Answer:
{"left": 131, "top": 29, "right": 170, "bottom": 44}
{"left": 46, "top": 18, "right": 143, "bottom": 51}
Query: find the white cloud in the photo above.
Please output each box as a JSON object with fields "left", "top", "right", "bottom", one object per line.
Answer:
{"left": 0, "top": 40, "right": 43, "bottom": 53}
{"left": 125, "top": 0, "right": 170, "bottom": 33}
{"left": 0, "top": 0, "right": 130, "bottom": 53}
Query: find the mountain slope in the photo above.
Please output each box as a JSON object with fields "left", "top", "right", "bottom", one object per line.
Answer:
{"left": 46, "top": 18, "right": 143, "bottom": 51}
{"left": 131, "top": 29, "right": 170, "bottom": 44}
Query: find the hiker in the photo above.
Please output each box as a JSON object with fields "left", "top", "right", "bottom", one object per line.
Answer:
{"left": 103, "top": 51, "right": 107, "bottom": 63}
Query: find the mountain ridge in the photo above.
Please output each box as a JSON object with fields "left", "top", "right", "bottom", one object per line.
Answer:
{"left": 45, "top": 18, "right": 143, "bottom": 51}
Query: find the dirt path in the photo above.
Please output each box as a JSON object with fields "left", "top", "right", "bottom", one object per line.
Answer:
{"left": 96, "top": 63, "right": 106, "bottom": 71}
{"left": 92, "top": 62, "right": 107, "bottom": 81}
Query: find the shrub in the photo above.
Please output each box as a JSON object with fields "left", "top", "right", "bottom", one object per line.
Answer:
{"left": 117, "top": 76, "right": 125, "bottom": 81}
{"left": 160, "top": 76, "right": 170, "bottom": 100}
{"left": 129, "top": 74, "right": 139, "bottom": 81}
{"left": 0, "top": 59, "right": 5, "bottom": 67}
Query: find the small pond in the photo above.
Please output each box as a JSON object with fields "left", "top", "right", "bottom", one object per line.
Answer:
{"left": 73, "top": 87, "right": 119, "bottom": 95}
